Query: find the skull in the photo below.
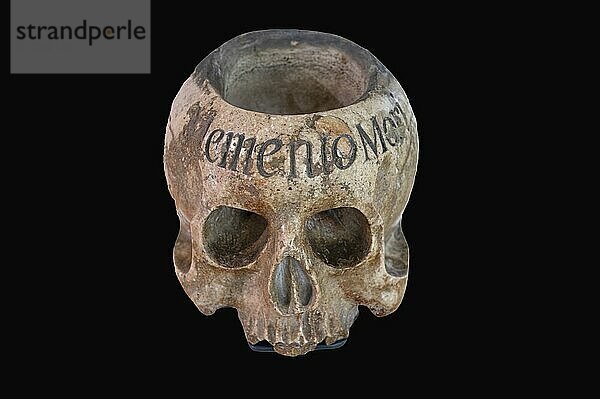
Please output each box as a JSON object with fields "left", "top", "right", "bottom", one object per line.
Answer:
{"left": 164, "top": 30, "right": 418, "bottom": 356}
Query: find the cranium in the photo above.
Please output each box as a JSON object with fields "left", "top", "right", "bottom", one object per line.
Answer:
{"left": 164, "top": 30, "right": 418, "bottom": 356}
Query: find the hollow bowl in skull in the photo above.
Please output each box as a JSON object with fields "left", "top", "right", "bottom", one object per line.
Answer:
{"left": 164, "top": 29, "right": 418, "bottom": 356}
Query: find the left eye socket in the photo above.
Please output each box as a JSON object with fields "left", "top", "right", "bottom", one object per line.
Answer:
{"left": 203, "top": 206, "right": 269, "bottom": 268}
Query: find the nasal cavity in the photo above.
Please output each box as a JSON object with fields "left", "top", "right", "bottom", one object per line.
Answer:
{"left": 271, "top": 256, "right": 313, "bottom": 314}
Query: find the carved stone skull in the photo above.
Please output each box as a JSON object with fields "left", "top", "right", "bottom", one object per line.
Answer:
{"left": 164, "top": 30, "right": 418, "bottom": 356}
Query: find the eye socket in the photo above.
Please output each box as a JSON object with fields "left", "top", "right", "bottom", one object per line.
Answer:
{"left": 305, "top": 207, "right": 371, "bottom": 269}
{"left": 203, "top": 206, "right": 268, "bottom": 268}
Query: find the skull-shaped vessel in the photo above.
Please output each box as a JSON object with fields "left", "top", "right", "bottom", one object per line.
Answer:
{"left": 164, "top": 30, "right": 418, "bottom": 356}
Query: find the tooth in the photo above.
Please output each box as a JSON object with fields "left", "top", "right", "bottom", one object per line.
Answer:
{"left": 301, "top": 312, "right": 311, "bottom": 342}
{"left": 275, "top": 318, "right": 284, "bottom": 343}
{"left": 267, "top": 324, "right": 276, "bottom": 343}
{"left": 256, "top": 312, "right": 265, "bottom": 341}
{"left": 281, "top": 319, "right": 290, "bottom": 343}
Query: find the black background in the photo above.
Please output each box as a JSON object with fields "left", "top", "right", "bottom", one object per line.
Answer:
{"left": 7, "top": 2, "right": 501, "bottom": 386}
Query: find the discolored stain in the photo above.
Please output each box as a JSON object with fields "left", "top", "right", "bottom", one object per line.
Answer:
{"left": 314, "top": 115, "right": 352, "bottom": 137}
{"left": 266, "top": 154, "right": 286, "bottom": 174}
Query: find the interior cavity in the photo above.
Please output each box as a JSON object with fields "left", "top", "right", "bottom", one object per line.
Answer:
{"left": 222, "top": 46, "right": 368, "bottom": 115}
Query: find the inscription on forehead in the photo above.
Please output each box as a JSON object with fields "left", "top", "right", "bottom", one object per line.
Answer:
{"left": 201, "top": 100, "right": 411, "bottom": 179}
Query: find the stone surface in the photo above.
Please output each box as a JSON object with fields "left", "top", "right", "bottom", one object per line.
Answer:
{"left": 164, "top": 30, "right": 418, "bottom": 356}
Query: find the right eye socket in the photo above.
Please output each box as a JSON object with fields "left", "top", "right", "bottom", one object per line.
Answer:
{"left": 304, "top": 207, "right": 372, "bottom": 269}
{"left": 203, "top": 206, "right": 269, "bottom": 268}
